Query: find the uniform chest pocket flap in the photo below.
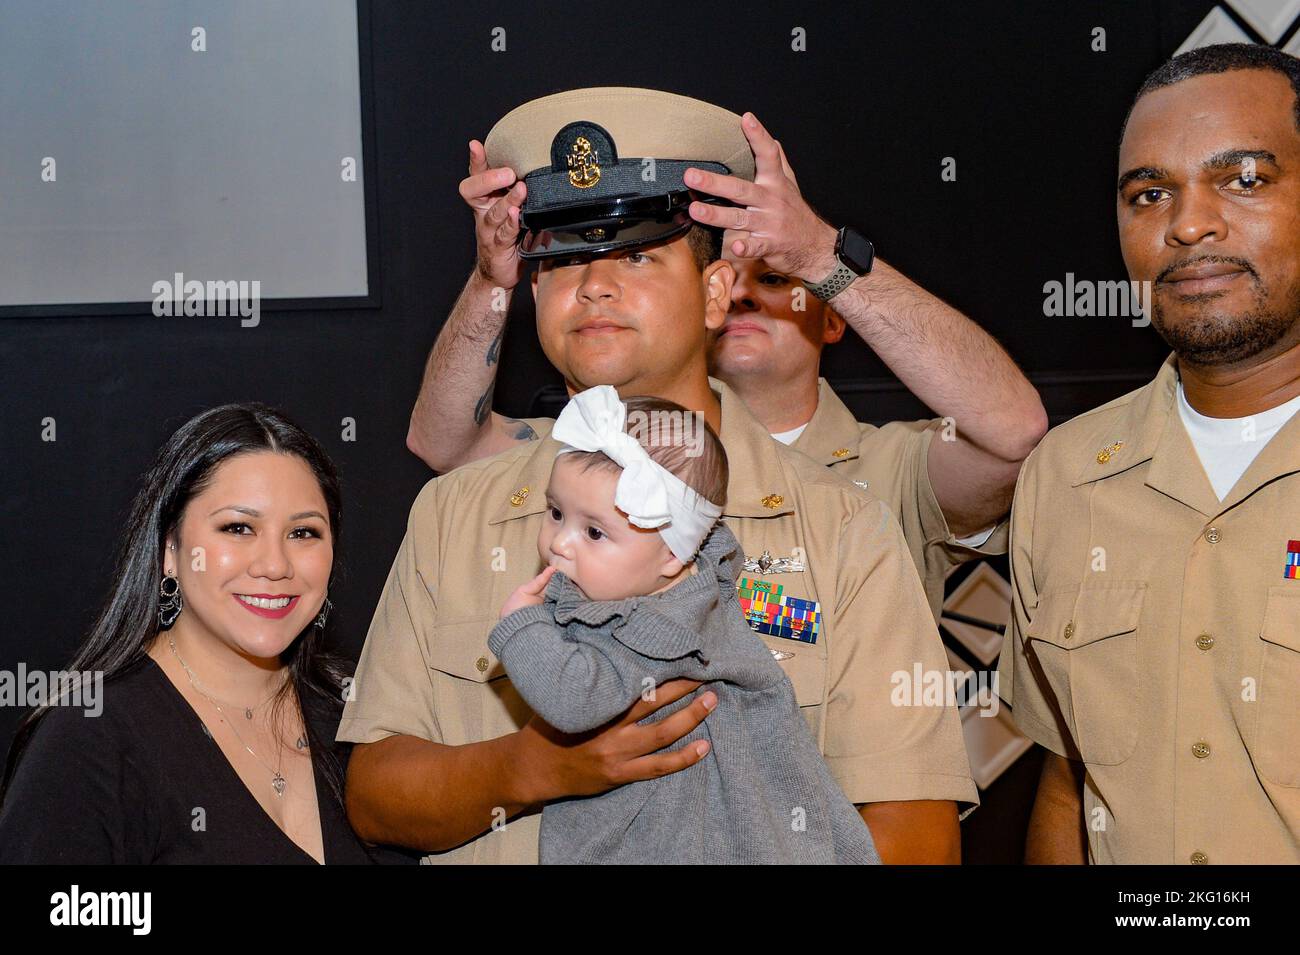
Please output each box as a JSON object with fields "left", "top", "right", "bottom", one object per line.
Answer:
{"left": 1254, "top": 587, "right": 1300, "bottom": 787}
{"left": 767, "top": 640, "right": 827, "bottom": 707}
{"left": 429, "top": 617, "right": 502, "bottom": 683}
{"left": 1025, "top": 582, "right": 1146, "bottom": 765}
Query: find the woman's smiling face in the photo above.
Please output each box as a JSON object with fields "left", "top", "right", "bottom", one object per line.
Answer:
{"left": 164, "top": 451, "right": 333, "bottom": 660}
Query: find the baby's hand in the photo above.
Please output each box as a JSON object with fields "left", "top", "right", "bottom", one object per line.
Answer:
{"left": 500, "top": 565, "right": 558, "bottom": 618}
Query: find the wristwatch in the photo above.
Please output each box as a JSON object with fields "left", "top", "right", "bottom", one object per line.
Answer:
{"left": 804, "top": 226, "right": 875, "bottom": 302}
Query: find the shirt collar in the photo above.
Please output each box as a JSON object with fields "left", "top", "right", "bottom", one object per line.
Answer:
{"left": 711, "top": 376, "right": 796, "bottom": 518}
{"left": 488, "top": 376, "right": 796, "bottom": 525}
{"left": 487, "top": 434, "right": 564, "bottom": 526}
{"left": 1069, "top": 351, "right": 1300, "bottom": 517}
{"left": 1070, "top": 352, "right": 1178, "bottom": 490}
{"left": 791, "top": 377, "right": 863, "bottom": 465}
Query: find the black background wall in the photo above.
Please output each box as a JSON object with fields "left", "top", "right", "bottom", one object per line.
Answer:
{"left": 0, "top": 0, "right": 1260, "bottom": 862}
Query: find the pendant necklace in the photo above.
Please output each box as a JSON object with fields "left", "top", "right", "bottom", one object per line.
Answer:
{"left": 167, "top": 635, "right": 298, "bottom": 796}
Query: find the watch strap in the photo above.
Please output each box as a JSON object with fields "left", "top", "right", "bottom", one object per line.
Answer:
{"left": 804, "top": 262, "right": 858, "bottom": 302}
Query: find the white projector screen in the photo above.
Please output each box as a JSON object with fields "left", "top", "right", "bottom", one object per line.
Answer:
{"left": 0, "top": 0, "right": 370, "bottom": 309}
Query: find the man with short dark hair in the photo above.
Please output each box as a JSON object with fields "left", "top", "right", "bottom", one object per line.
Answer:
{"left": 410, "top": 113, "right": 1047, "bottom": 624}
{"left": 341, "top": 88, "right": 978, "bottom": 864}
{"left": 999, "top": 44, "right": 1300, "bottom": 864}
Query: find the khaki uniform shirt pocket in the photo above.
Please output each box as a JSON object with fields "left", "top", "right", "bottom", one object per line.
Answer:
{"left": 428, "top": 617, "right": 500, "bottom": 683}
{"left": 763, "top": 638, "right": 828, "bottom": 709}
{"left": 1254, "top": 587, "right": 1300, "bottom": 788}
{"left": 1025, "top": 582, "right": 1146, "bottom": 765}
{"left": 428, "top": 616, "right": 531, "bottom": 745}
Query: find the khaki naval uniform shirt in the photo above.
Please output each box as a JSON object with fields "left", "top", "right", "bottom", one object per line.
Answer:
{"left": 791, "top": 378, "right": 1009, "bottom": 622}
{"left": 339, "top": 377, "right": 977, "bottom": 863}
{"left": 529, "top": 377, "right": 1008, "bottom": 623}
{"left": 998, "top": 354, "right": 1300, "bottom": 864}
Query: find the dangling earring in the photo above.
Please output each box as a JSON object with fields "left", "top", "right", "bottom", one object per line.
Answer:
{"left": 314, "top": 596, "right": 333, "bottom": 630}
{"left": 159, "top": 572, "right": 184, "bottom": 628}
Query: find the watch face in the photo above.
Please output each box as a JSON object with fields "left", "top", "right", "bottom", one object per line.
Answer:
{"left": 836, "top": 228, "right": 875, "bottom": 275}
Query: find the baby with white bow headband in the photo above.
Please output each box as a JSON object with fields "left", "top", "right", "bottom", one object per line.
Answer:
{"left": 488, "top": 385, "right": 879, "bottom": 864}
{"left": 499, "top": 385, "right": 726, "bottom": 611}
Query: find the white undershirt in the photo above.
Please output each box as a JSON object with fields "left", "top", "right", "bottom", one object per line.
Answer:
{"left": 1176, "top": 380, "right": 1300, "bottom": 501}
{"left": 770, "top": 422, "right": 809, "bottom": 445}
{"left": 768, "top": 421, "right": 996, "bottom": 548}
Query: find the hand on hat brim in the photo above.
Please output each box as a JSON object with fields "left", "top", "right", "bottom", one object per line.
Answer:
{"left": 462, "top": 139, "right": 528, "bottom": 289}
{"left": 683, "top": 112, "right": 835, "bottom": 284}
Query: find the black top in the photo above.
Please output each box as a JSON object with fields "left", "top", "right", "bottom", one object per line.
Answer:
{"left": 0, "top": 655, "right": 417, "bottom": 864}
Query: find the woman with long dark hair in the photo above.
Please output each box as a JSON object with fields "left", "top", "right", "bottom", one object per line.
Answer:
{"left": 0, "top": 403, "right": 412, "bottom": 864}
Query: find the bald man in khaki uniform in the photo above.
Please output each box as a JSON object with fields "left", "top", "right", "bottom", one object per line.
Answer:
{"left": 342, "top": 88, "right": 977, "bottom": 863}
{"left": 998, "top": 45, "right": 1300, "bottom": 864}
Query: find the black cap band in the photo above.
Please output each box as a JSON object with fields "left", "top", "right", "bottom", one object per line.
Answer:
{"left": 517, "top": 120, "right": 732, "bottom": 260}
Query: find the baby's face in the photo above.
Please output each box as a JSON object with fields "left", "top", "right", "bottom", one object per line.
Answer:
{"left": 538, "top": 454, "right": 688, "bottom": 601}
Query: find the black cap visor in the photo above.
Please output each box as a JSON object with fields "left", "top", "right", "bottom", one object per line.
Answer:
{"left": 518, "top": 190, "right": 729, "bottom": 260}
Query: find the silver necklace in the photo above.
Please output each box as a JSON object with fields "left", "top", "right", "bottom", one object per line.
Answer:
{"left": 167, "top": 637, "right": 282, "bottom": 719}
{"left": 167, "top": 635, "right": 299, "bottom": 797}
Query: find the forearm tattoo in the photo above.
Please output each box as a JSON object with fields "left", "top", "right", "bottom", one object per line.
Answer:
{"left": 474, "top": 323, "right": 508, "bottom": 427}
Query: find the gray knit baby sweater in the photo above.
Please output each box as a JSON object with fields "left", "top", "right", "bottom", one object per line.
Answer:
{"left": 487, "top": 521, "right": 880, "bottom": 864}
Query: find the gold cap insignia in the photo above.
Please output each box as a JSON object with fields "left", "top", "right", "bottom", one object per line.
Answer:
{"left": 567, "top": 136, "right": 600, "bottom": 189}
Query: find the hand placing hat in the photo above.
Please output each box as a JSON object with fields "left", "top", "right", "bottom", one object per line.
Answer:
{"left": 483, "top": 87, "right": 756, "bottom": 261}
{"left": 684, "top": 112, "right": 840, "bottom": 286}
{"left": 460, "top": 139, "right": 529, "bottom": 291}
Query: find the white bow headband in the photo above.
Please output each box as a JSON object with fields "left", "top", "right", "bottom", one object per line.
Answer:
{"left": 551, "top": 386, "right": 722, "bottom": 563}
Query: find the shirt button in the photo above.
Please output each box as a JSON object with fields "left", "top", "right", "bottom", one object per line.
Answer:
{"left": 1190, "top": 850, "right": 1208, "bottom": 865}
{"left": 1196, "top": 633, "right": 1215, "bottom": 651}
{"left": 1204, "top": 526, "right": 1221, "bottom": 544}
{"left": 1192, "top": 740, "right": 1211, "bottom": 759}
{"left": 476, "top": 656, "right": 489, "bottom": 673}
